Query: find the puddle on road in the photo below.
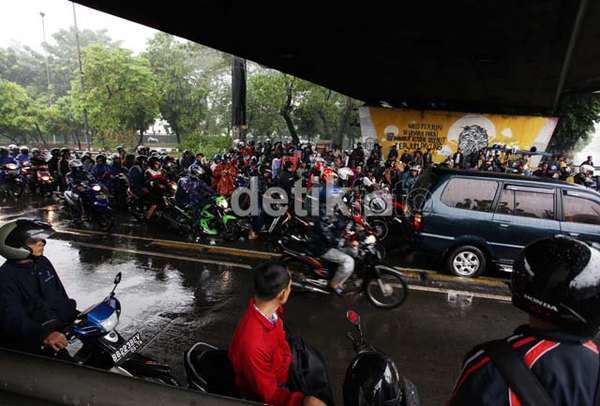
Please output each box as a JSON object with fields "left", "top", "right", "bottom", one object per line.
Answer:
{"left": 45, "top": 238, "right": 246, "bottom": 343}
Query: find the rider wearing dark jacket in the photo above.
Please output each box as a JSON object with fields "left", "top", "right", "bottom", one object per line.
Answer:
{"left": 175, "top": 164, "right": 215, "bottom": 220}
{"left": 448, "top": 236, "right": 600, "bottom": 406}
{"left": 128, "top": 156, "right": 147, "bottom": 197}
{"left": 0, "top": 219, "right": 78, "bottom": 356}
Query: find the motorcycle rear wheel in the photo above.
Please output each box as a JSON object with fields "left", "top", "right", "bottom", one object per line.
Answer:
{"left": 365, "top": 266, "right": 408, "bottom": 309}
{"left": 222, "top": 222, "right": 241, "bottom": 242}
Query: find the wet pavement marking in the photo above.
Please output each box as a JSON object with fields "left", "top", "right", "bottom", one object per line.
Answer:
{"left": 56, "top": 227, "right": 279, "bottom": 259}
{"left": 66, "top": 241, "right": 253, "bottom": 269}
{"left": 408, "top": 285, "right": 511, "bottom": 302}
{"left": 56, "top": 227, "right": 509, "bottom": 295}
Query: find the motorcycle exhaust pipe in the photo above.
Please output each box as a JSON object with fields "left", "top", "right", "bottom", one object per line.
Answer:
{"left": 292, "top": 282, "right": 330, "bottom": 295}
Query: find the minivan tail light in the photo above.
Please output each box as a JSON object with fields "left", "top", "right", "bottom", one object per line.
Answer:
{"left": 412, "top": 213, "right": 423, "bottom": 232}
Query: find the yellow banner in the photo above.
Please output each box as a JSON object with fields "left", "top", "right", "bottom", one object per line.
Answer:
{"left": 359, "top": 107, "right": 558, "bottom": 163}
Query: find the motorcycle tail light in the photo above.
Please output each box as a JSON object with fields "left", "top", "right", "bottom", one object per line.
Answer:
{"left": 412, "top": 213, "right": 423, "bottom": 232}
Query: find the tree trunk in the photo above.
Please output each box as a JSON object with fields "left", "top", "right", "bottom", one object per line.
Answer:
{"left": 138, "top": 129, "right": 145, "bottom": 147}
{"left": 318, "top": 110, "right": 331, "bottom": 141}
{"left": 175, "top": 129, "right": 181, "bottom": 145}
{"left": 281, "top": 109, "right": 299, "bottom": 145}
{"left": 280, "top": 76, "right": 299, "bottom": 145}
{"left": 34, "top": 124, "right": 48, "bottom": 148}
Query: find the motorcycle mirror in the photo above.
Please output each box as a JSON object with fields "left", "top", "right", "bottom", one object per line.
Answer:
{"left": 110, "top": 272, "right": 122, "bottom": 296}
{"left": 346, "top": 310, "right": 361, "bottom": 326}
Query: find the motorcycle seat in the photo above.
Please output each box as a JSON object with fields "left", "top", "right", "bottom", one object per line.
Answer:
{"left": 184, "top": 342, "right": 238, "bottom": 397}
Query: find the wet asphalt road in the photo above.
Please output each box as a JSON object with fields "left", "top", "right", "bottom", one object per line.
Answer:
{"left": 0, "top": 196, "right": 525, "bottom": 405}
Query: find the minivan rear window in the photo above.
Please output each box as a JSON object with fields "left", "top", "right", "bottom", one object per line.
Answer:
{"left": 563, "top": 194, "right": 600, "bottom": 225}
{"left": 440, "top": 178, "right": 498, "bottom": 212}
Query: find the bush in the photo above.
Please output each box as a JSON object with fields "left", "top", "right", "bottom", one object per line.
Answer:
{"left": 180, "top": 131, "right": 232, "bottom": 157}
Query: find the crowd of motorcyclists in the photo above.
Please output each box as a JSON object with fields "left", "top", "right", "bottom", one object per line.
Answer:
{"left": 1, "top": 138, "right": 600, "bottom": 405}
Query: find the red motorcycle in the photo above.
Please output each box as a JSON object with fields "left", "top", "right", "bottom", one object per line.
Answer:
{"left": 32, "top": 164, "right": 55, "bottom": 196}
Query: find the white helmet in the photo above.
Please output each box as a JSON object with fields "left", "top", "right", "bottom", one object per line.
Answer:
{"left": 0, "top": 219, "right": 54, "bottom": 260}
{"left": 338, "top": 167, "right": 354, "bottom": 181}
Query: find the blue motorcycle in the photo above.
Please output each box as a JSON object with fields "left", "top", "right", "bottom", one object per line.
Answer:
{"left": 60, "top": 272, "right": 179, "bottom": 385}
{"left": 63, "top": 181, "right": 114, "bottom": 231}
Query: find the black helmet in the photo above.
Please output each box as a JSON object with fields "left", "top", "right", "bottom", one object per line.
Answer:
{"left": 135, "top": 155, "right": 148, "bottom": 166}
{"left": 512, "top": 236, "right": 600, "bottom": 334}
{"left": 148, "top": 156, "right": 161, "bottom": 168}
{"left": 95, "top": 154, "right": 107, "bottom": 164}
{"left": 0, "top": 219, "right": 54, "bottom": 260}
{"left": 344, "top": 352, "right": 408, "bottom": 406}
{"left": 69, "top": 159, "right": 83, "bottom": 170}
{"left": 50, "top": 148, "right": 60, "bottom": 156}
{"left": 136, "top": 145, "right": 147, "bottom": 155}
{"left": 19, "top": 146, "right": 29, "bottom": 154}
{"left": 188, "top": 164, "right": 205, "bottom": 178}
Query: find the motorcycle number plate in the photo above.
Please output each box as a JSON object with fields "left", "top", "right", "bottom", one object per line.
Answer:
{"left": 110, "top": 332, "right": 143, "bottom": 365}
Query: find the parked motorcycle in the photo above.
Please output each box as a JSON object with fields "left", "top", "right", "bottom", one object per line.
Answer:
{"left": 182, "top": 311, "right": 419, "bottom": 405}
{"left": 343, "top": 310, "right": 420, "bottom": 405}
{"left": 279, "top": 233, "right": 408, "bottom": 309}
{"left": 55, "top": 272, "right": 179, "bottom": 385}
{"left": 62, "top": 181, "right": 114, "bottom": 231}
{"left": 0, "top": 163, "right": 25, "bottom": 198}
{"left": 195, "top": 195, "right": 243, "bottom": 242}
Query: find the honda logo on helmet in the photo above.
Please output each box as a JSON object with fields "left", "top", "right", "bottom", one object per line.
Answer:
{"left": 524, "top": 294, "right": 558, "bottom": 312}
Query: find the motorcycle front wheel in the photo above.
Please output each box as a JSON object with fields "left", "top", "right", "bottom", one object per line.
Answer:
{"left": 96, "top": 213, "right": 114, "bottom": 232}
{"left": 365, "top": 266, "right": 408, "bottom": 309}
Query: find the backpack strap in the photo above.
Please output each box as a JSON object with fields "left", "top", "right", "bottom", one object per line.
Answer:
{"left": 481, "top": 339, "right": 556, "bottom": 406}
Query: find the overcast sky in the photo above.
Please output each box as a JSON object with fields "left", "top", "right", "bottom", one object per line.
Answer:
{"left": 0, "top": 0, "right": 160, "bottom": 53}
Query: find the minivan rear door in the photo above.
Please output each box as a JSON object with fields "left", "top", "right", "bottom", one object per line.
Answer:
{"left": 560, "top": 189, "right": 600, "bottom": 244}
{"left": 491, "top": 184, "right": 561, "bottom": 262}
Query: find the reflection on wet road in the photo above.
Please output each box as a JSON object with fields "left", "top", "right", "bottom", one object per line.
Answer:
{"left": 1, "top": 197, "right": 525, "bottom": 405}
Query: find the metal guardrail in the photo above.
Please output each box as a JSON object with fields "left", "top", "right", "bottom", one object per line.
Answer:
{"left": 0, "top": 347, "right": 258, "bottom": 406}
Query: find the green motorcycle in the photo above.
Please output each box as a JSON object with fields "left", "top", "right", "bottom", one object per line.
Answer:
{"left": 195, "top": 195, "right": 242, "bottom": 242}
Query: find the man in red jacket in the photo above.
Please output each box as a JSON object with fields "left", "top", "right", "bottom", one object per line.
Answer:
{"left": 229, "top": 262, "right": 326, "bottom": 406}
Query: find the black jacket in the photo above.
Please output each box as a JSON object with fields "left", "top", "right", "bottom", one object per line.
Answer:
{"left": 0, "top": 257, "right": 78, "bottom": 354}
{"left": 448, "top": 325, "right": 600, "bottom": 406}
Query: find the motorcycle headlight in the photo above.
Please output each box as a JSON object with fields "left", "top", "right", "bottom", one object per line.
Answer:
{"left": 365, "top": 235, "right": 377, "bottom": 245}
{"left": 6, "top": 164, "right": 17, "bottom": 170}
{"left": 92, "top": 185, "right": 102, "bottom": 192}
{"left": 171, "top": 183, "right": 177, "bottom": 191}
{"left": 41, "top": 176, "right": 50, "bottom": 181}
{"left": 99, "top": 311, "right": 119, "bottom": 332}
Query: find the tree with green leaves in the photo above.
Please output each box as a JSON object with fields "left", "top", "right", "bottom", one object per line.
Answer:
{"left": 145, "top": 33, "right": 231, "bottom": 143}
{"left": 71, "top": 44, "right": 159, "bottom": 147}
{"left": 0, "top": 79, "right": 50, "bottom": 146}
{"left": 549, "top": 94, "right": 600, "bottom": 153}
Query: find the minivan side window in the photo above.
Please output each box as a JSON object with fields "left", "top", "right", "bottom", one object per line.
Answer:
{"left": 496, "top": 186, "right": 555, "bottom": 220}
{"left": 563, "top": 194, "right": 600, "bottom": 225}
{"left": 440, "top": 178, "right": 498, "bottom": 212}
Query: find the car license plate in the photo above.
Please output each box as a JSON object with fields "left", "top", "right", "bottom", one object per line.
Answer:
{"left": 111, "top": 332, "right": 143, "bottom": 365}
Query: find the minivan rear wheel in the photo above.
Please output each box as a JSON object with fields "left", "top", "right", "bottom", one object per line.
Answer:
{"left": 447, "top": 245, "right": 486, "bottom": 277}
